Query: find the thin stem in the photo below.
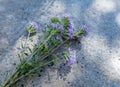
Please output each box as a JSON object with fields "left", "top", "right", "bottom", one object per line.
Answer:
{"left": 40, "top": 39, "right": 69, "bottom": 61}
{"left": 3, "top": 39, "right": 69, "bottom": 87}
{"left": 24, "top": 32, "right": 30, "bottom": 49}
{"left": 32, "top": 38, "right": 69, "bottom": 65}
{"left": 8, "top": 59, "right": 56, "bottom": 87}
{"left": 2, "top": 29, "right": 59, "bottom": 87}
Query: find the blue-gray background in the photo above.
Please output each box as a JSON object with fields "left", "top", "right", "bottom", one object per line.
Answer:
{"left": 0, "top": 0, "right": 120, "bottom": 87}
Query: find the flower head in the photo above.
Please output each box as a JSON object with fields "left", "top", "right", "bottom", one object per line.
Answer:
{"left": 50, "top": 23, "right": 57, "bottom": 28}
{"left": 50, "top": 23, "right": 64, "bottom": 31}
{"left": 67, "top": 48, "right": 76, "bottom": 65}
{"left": 62, "top": 14, "right": 71, "bottom": 19}
{"left": 57, "top": 23, "right": 64, "bottom": 31}
{"left": 82, "top": 25, "right": 89, "bottom": 36}
{"left": 68, "top": 21, "right": 74, "bottom": 39}
{"left": 62, "top": 14, "right": 74, "bottom": 39}
{"left": 27, "top": 22, "right": 39, "bottom": 33}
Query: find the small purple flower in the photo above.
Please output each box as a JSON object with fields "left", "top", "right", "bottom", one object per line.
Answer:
{"left": 50, "top": 23, "right": 57, "bottom": 28}
{"left": 50, "top": 23, "right": 64, "bottom": 31}
{"left": 61, "top": 14, "right": 74, "bottom": 39}
{"left": 68, "top": 22, "right": 74, "bottom": 39}
{"left": 67, "top": 48, "right": 76, "bottom": 65}
{"left": 82, "top": 25, "right": 89, "bottom": 36}
{"left": 56, "top": 23, "right": 64, "bottom": 31}
{"left": 62, "top": 14, "right": 71, "bottom": 19}
{"left": 27, "top": 22, "right": 39, "bottom": 33}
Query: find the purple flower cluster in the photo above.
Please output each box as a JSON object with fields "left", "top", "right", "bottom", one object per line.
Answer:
{"left": 82, "top": 25, "right": 89, "bottom": 36}
{"left": 50, "top": 23, "right": 56, "bottom": 28}
{"left": 57, "top": 23, "right": 64, "bottom": 31}
{"left": 67, "top": 48, "right": 76, "bottom": 65}
{"left": 50, "top": 23, "right": 64, "bottom": 31}
{"left": 27, "top": 22, "right": 39, "bottom": 32}
{"left": 62, "top": 14, "right": 71, "bottom": 19}
{"left": 68, "top": 21, "right": 74, "bottom": 39}
{"left": 62, "top": 14, "right": 74, "bottom": 39}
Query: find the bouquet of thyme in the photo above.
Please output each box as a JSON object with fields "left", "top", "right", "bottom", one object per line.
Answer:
{"left": 2, "top": 15, "right": 88, "bottom": 87}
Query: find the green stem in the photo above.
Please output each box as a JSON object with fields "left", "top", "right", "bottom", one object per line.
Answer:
{"left": 2, "top": 29, "right": 59, "bottom": 87}
{"left": 2, "top": 38, "right": 69, "bottom": 87}
{"left": 7, "top": 59, "right": 57, "bottom": 87}
{"left": 24, "top": 32, "right": 30, "bottom": 49}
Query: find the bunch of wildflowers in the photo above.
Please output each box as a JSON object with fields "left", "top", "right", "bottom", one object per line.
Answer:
{"left": 2, "top": 15, "right": 89, "bottom": 87}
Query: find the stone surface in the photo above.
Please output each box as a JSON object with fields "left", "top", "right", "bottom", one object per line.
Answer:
{"left": 0, "top": 0, "right": 120, "bottom": 87}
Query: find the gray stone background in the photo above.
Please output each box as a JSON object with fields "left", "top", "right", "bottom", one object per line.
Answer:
{"left": 0, "top": 0, "right": 120, "bottom": 87}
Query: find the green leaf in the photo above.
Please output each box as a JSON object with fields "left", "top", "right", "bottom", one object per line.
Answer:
{"left": 51, "top": 39, "right": 61, "bottom": 46}
{"left": 29, "top": 37, "right": 33, "bottom": 42}
{"left": 52, "top": 54, "right": 59, "bottom": 60}
{"left": 27, "top": 26, "right": 35, "bottom": 34}
{"left": 80, "top": 29, "right": 86, "bottom": 36}
{"left": 17, "top": 54, "right": 23, "bottom": 63}
{"left": 24, "top": 52, "right": 28, "bottom": 56}
{"left": 21, "top": 42, "right": 24, "bottom": 49}
{"left": 73, "top": 32, "right": 79, "bottom": 38}
{"left": 78, "top": 27, "right": 86, "bottom": 36}
{"left": 61, "top": 17, "right": 70, "bottom": 29}
{"left": 38, "top": 61, "right": 44, "bottom": 67}
{"left": 23, "top": 62, "right": 33, "bottom": 71}
{"left": 50, "top": 17, "right": 60, "bottom": 23}
{"left": 63, "top": 51, "right": 69, "bottom": 59}
{"left": 28, "top": 47, "right": 32, "bottom": 53}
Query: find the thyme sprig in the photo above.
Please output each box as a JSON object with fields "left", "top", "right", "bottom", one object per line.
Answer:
{"left": 2, "top": 15, "right": 88, "bottom": 87}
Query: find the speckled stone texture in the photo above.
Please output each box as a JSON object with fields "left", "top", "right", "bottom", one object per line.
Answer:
{"left": 0, "top": 0, "right": 120, "bottom": 87}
